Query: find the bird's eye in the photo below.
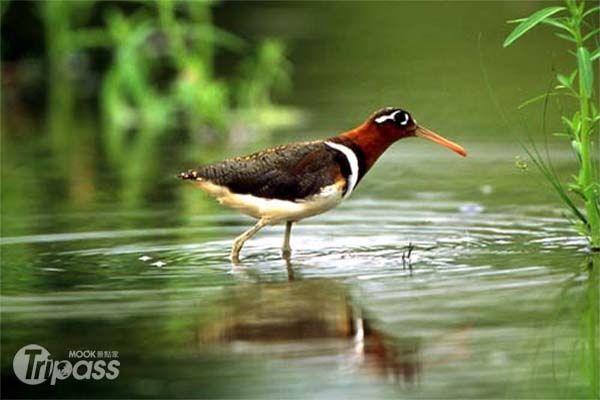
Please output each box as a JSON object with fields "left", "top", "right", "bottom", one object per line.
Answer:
{"left": 394, "top": 111, "right": 410, "bottom": 126}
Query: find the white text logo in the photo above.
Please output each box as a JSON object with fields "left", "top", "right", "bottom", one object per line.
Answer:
{"left": 13, "top": 344, "right": 120, "bottom": 385}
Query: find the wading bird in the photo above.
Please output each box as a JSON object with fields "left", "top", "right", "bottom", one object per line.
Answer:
{"left": 180, "top": 107, "right": 466, "bottom": 262}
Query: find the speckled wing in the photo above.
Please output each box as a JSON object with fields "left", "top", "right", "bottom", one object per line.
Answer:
{"left": 180, "top": 141, "right": 351, "bottom": 202}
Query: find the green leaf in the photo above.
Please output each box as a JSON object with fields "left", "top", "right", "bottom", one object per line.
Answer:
{"left": 583, "top": 5, "right": 600, "bottom": 17}
{"left": 543, "top": 17, "right": 574, "bottom": 34}
{"left": 572, "top": 112, "right": 582, "bottom": 134}
{"left": 517, "top": 92, "right": 558, "bottom": 109}
{"left": 568, "top": 183, "right": 586, "bottom": 200}
{"left": 583, "top": 27, "right": 600, "bottom": 42}
{"left": 569, "top": 69, "right": 577, "bottom": 84}
{"left": 571, "top": 140, "right": 582, "bottom": 157}
{"left": 561, "top": 115, "right": 575, "bottom": 130}
{"left": 591, "top": 48, "right": 600, "bottom": 61}
{"left": 503, "top": 6, "right": 565, "bottom": 47}
{"left": 557, "top": 73, "right": 572, "bottom": 88}
{"left": 555, "top": 32, "right": 576, "bottom": 42}
{"left": 577, "top": 47, "right": 593, "bottom": 98}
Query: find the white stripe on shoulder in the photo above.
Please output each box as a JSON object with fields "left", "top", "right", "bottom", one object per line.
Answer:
{"left": 325, "top": 141, "right": 359, "bottom": 199}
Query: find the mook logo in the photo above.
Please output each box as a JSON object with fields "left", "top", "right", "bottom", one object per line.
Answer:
{"left": 13, "top": 344, "right": 120, "bottom": 385}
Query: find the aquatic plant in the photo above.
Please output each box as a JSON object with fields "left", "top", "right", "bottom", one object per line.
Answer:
{"left": 504, "top": 0, "right": 600, "bottom": 249}
{"left": 99, "top": 1, "right": 291, "bottom": 163}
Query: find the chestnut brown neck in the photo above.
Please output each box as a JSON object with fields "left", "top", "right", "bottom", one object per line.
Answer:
{"left": 336, "top": 122, "right": 399, "bottom": 172}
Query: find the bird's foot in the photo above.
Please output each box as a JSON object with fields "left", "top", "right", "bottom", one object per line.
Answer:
{"left": 281, "top": 247, "right": 292, "bottom": 260}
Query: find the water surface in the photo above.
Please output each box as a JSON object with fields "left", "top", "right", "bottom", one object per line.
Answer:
{"left": 1, "top": 1, "right": 598, "bottom": 398}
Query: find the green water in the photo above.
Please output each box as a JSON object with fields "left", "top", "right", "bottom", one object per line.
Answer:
{"left": 1, "top": 1, "right": 598, "bottom": 398}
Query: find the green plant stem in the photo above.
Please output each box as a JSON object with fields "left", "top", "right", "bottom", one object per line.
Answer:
{"left": 585, "top": 254, "right": 599, "bottom": 398}
{"left": 574, "top": 30, "right": 600, "bottom": 248}
{"left": 578, "top": 94, "right": 599, "bottom": 247}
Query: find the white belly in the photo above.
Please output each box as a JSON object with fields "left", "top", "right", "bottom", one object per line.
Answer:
{"left": 194, "top": 180, "right": 345, "bottom": 224}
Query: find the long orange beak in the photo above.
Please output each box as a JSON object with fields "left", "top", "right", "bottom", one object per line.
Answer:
{"left": 415, "top": 126, "right": 467, "bottom": 157}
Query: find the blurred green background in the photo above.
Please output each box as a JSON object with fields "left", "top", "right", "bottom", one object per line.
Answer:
{"left": 1, "top": 1, "right": 598, "bottom": 399}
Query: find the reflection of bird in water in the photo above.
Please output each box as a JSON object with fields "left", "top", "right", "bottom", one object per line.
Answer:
{"left": 180, "top": 108, "right": 466, "bottom": 262}
{"left": 192, "top": 278, "right": 472, "bottom": 385}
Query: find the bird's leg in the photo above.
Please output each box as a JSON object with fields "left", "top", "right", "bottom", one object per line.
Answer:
{"left": 284, "top": 256, "right": 295, "bottom": 282}
{"left": 282, "top": 221, "right": 293, "bottom": 259}
{"left": 231, "top": 218, "right": 268, "bottom": 263}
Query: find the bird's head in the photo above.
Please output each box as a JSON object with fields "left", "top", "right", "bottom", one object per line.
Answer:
{"left": 368, "top": 107, "right": 467, "bottom": 157}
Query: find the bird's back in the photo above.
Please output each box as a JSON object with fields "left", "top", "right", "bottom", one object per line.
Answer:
{"left": 180, "top": 140, "right": 350, "bottom": 202}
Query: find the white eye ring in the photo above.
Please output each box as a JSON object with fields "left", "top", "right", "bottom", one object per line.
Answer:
{"left": 397, "top": 112, "right": 409, "bottom": 125}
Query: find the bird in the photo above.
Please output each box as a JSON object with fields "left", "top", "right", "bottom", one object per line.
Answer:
{"left": 179, "top": 107, "right": 466, "bottom": 262}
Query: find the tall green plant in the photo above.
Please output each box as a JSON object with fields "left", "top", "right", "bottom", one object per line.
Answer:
{"left": 504, "top": 0, "right": 600, "bottom": 250}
